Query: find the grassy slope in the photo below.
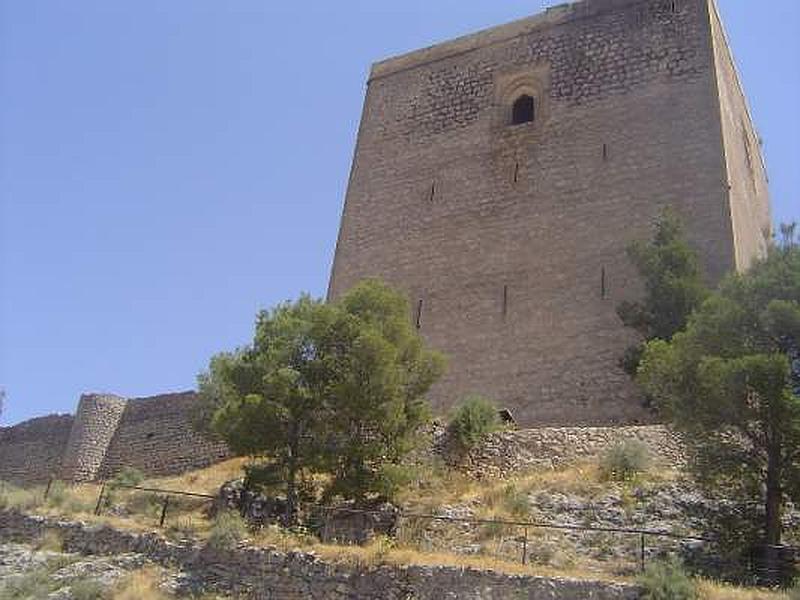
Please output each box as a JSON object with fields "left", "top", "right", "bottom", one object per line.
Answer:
{"left": 0, "top": 458, "right": 793, "bottom": 599}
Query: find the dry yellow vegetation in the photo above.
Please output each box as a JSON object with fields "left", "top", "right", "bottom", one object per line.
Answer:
{"left": 2, "top": 458, "right": 796, "bottom": 598}
{"left": 698, "top": 580, "right": 790, "bottom": 599}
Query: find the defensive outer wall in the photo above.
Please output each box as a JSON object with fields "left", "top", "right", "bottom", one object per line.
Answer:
{"left": 0, "top": 392, "right": 230, "bottom": 485}
{"left": 328, "top": 0, "right": 771, "bottom": 426}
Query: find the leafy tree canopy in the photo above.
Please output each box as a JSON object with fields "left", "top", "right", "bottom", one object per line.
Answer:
{"left": 638, "top": 241, "right": 800, "bottom": 547}
{"left": 617, "top": 210, "right": 709, "bottom": 374}
{"left": 197, "top": 280, "right": 446, "bottom": 518}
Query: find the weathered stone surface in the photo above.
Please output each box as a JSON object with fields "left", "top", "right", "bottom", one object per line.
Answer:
{"left": 60, "top": 394, "right": 127, "bottom": 482}
{"left": 0, "top": 542, "right": 149, "bottom": 599}
{"left": 96, "top": 392, "right": 230, "bottom": 480}
{"left": 0, "top": 511, "right": 642, "bottom": 599}
{"left": 0, "top": 415, "right": 74, "bottom": 485}
{"left": 215, "top": 480, "right": 401, "bottom": 545}
{"left": 0, "top": 391, "right": 230, "bottom": 485}
{"left": 451, "top": 424, "right": 686, "bottom": 478}
{"left": 328, "top": 0, "right": 771, "bottom": 427}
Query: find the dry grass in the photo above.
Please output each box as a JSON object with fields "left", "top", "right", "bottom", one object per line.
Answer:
{"left": 143, "top": 458, "right": 251, "bottom": 496}
{"left": 32, "top": 530, "right": 64, "bottom": 552}
{"left": 698, "top": 580, "right": 790, "bottom": 600}
{"left": 248, "top": 523, "right": 627, "bottom": 583}
{"left": 112, "top": 568, "right": 169, "bottom": 600}
{"left": 3, "top": 462, "right": 791, "bottom": 600}
{"left": 304, "top": 535, "right": 631, "bottom": 583}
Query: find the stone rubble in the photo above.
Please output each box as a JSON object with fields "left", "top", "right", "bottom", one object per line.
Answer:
{"left": 0, "top": 510, "right": 641, "bottom": 599}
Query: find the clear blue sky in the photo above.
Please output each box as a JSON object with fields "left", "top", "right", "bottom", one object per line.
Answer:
{"left": 1, "top": 1, "right": 798, "bottom": 426}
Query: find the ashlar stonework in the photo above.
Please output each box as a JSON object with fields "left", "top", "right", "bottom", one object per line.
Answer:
{"left": 328, "top": 0, "right": 771, "bottom": 426}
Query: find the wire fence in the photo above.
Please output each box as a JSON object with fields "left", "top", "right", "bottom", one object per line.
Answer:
{"left": 66, "top": 478, "right": 716, "bottom": 575}
{"left": 17, "top": 475, "right": 797, "bottom": 584}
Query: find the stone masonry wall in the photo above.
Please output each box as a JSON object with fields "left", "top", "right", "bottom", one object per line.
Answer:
{"left": 328, "top": 0, "right": 769, "bottom": 427}
{"left": 0, "top": 415, "right": 74, "bottom": 484}
{"left": 459, "top": 424, "right": 684, "bottom": 478}
{"left": 1, "top": 392, "right": 230, "bottom": 485}
{"left": 97, "top": 392, "right": 230, "bottom": 480}
{"left": 707, "top": 0, "right": 771, "bottom": 270}
{"left": 0, "top": 511, "right": 642, "bottom": 599}
{"left": 60, "top": 394, "right": 127, "bottom": 482}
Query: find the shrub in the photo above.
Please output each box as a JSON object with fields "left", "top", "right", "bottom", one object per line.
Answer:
{"left": 0, "top": 481, "right": 42, "bottom": 511}
{"left": 124, "top": 492, "right": 162, "bottom": 518}
{"left": 33, "top": 530, "right": 63, "bottom": 552}
{"left": 103, "top": 467, "right": 146, "bottom": 510}
{"left": 113, "top": 569, "right": 169, "bottom": 600}
{"left": 166, "top": 517, "right": 199, "bottom": 541}
{"left": 70, "top": 578, "right": 111, "bottom": 600}
{"left": 447, "top": 395, "right": 501, "bottom": 451}
{"left": 207, "top": 511, "right": 248, "bottom": 551}
{"left": 0, "top": 568, "right": 56, "bottom": 599}
{"left": 483, "top": 483, "right": 530, "bottom": 518}
{"left": 600, "top": 439, "right": 651, "bottom": 482}
{"left": 373, "top": 463, "right": 415, "bottom": 501}
{"left": 638, "top": 558, "right": 698, "bottom": 600}
{"left": 790, "top": 583, "right": 800, "bottom": 600}
{"left": 109, "top": 467, "right": 145, "bottom": 489}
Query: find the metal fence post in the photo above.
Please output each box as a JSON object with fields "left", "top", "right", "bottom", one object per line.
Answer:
{"left": 325, "top": 508, "right": 334, "bottom": 543}
{"left": 522, "top": 526, "right": 528, "bottom": 565}
{"left": 640, "top": 533, "right": 646, "bottom": 573}
{"left": 159, "top": 496, "right": 170, "bottom": 528}
{"left": 94, "top": 483, "right": 106, "bottom": 516}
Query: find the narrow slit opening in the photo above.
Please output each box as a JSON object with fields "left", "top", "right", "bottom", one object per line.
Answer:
{"left": 601, "top": 267, "right": 607, "bottom": 299}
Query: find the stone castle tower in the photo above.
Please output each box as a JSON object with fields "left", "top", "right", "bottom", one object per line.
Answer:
{"left": 328, "top": 0, "right": 771, "bottom": 426}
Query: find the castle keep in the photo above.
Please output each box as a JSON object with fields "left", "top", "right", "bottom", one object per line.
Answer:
{"left": 328, "top": 0, "right": 771, "bottom": 426}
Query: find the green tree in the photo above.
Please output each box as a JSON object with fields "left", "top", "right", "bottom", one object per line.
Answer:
{"left": 200, "top": 295, "right": 332, "bottom": 522}
{"left": 617, "top": 210, "right": 709, "bottom": 374}
{"left": 198, "top": 280, "right": 446, "bottom": 517}
{"left": 638, "top": 241, "right": 800, "bottom": 547}
{"left": 317, "top": 281, "right": 446, "bottom": 502}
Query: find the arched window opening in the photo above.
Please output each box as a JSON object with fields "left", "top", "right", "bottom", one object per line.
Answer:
{"left": 511, "top": 95, "right": 535, "bottom": 125}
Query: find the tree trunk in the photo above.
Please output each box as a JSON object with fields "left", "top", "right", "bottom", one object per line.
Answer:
{"left": 286, "top": 423, "right": 299, "bottom": 526}
{"left": 764, "top": 434, "right": 783, "bottom": 546}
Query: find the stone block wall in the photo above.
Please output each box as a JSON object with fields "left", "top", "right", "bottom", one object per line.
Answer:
{"left": 60, "top": 394, "right": 127, "bottom": 482}
{"left": 0, "top": 415, "right": 74, "bottom": 484}
{"left": 0, "top": 391, "right": 230, "bottom": 485}
{"left": 328, "top": 0, "right": 770, "bottom": 426}
{"left": 97, "top": 392, "right": 230, "bottom": 480}
{"left": 0, "top": 511, "right": 642, "bottom": 599}
{"left": 707, "top": 0, "right": 771, "bottom": 271}
{"left": 457, "top": 424, "right": 684, "bottom": 478}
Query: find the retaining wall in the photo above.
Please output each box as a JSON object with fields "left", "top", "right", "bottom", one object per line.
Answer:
{"left": 460, "top": 424, "right": 684, "bottom": 478}
{"left": 0, "top": 511, "right": 642, "bottom": 599}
